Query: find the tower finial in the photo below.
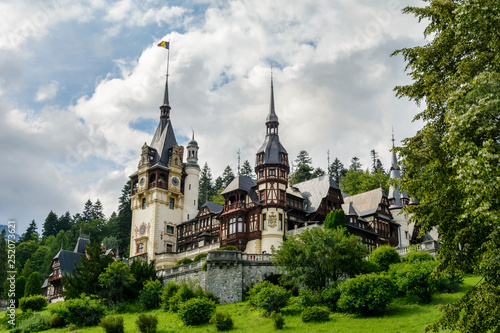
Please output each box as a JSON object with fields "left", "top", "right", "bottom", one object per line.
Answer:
{"left": 159, "top": 39, "right": 171, "bottom": 119}
{"left": 237, "top": 149, "right": 241, "bottom": 176}
{"left": 391, "top": 126, "right": 395, "bottom": 148}
{"left": 266, "top": 69, "right": 279, "bottom": 135}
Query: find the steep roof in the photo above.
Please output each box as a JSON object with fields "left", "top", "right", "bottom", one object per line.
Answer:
{"left": 149, "top": 118, "right": 178, "bottom": 166}
{"left": 342, "top": 188, "right": 386, "bottom": 216}
{"left": 256, "top": 135, "right": 287, "bottom": 164}
{"left": 200, "top": 201, "right": 224, "bottom": 214}
{"left": 293, "top": 176, "right": 340, "bottom": 213}
{"left": 221, "top": 175, "right": 260, "bottom": 204}
{"left": 73, "top": 236, "right": 90, "bottom": 254}
{"left": 54, "top": 250, "right": 84, "bottom": 276}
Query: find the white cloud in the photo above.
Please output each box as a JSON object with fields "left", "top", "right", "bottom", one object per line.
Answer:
{"left": 35, "top": 81, "right": 60, "bottom": 102}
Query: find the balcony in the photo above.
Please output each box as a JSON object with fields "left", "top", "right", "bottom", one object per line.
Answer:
{"left": 149, "top": 182, "right": 168, "bottom": 190}
{"left": 224, "top": 202, "right": 247, "bottom": 212}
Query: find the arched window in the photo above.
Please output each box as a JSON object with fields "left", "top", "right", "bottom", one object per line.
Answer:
{"left": 137, "top": 243, "right": 144, "bottom": 253}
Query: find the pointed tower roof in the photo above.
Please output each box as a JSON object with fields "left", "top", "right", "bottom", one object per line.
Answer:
{"left": 256, "top": 73, "right": 288, "bottom": 165}
{"left": 149, "top": 73, "right": 178, "bottom": 166}
{"left": 388, "top": 130, "right": 408, "bottom": 207}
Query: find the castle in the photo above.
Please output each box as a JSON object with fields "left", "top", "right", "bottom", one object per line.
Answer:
{"left": 128, "top": 69, "right": 427, "bottom": 270}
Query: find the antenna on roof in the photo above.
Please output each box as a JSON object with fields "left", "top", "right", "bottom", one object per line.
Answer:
{"left": 327, "top": 149, "right": 330, "bottom": 175}
{"left": 237, "top": 149, "right": 241, "bottom": 176}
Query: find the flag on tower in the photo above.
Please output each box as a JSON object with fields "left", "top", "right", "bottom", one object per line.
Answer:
{"left": 158, "top": 41, "right": 169, "bottom": 49}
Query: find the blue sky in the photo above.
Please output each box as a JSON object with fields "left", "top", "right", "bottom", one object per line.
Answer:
{"left": 0, "top": 0, "right": 427, "bottom": 234}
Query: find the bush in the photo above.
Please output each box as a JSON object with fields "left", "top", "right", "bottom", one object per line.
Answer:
{"left": 404, "top": 251, "right": 435, "bottom": 263}
{"left": 320, "top": 283, "right": 342, "bottom": 311}
{"left": 204, "top": 290, "right": 220, "bottom": 304}
{"left": 193, "top": 253, "right": 208, "bottom": 262}
{"left": 175, "top": 258, "right": 193, "bottom": 267}
{"left": 388, "top": 261, "right": 438, "bottom": 303}
{"left": 14, "top": 313, "right": 51, "bottom": 332}
{"left": 50, "top": 313, "right": 66, "bottom": 328}
{"left": 201, "top": 261, "right": 207, "bottom": 271}
{"left": 161, "top": 280, "right": 179, "bottom": 311}
{"left": 178, "top": 298, "right": 216, "bottom": 326}
{"left": 210, "top": 310, "right": 234, "bottom": 331}
{"left": 19, "top": 295, "right": 48, "bottom": 312}
{"left": 53, "top": 295, "right": 106, "bottom": 326}
{"left": 99, "top": 316, "right": 124, "bottom": 333}
{"left": 269, "top": 311, "right": 285, "bottom": 329}
{"left": 249, "top": 284, "right": 291, "bottom": 316}
{"left": 217, "top": 246, "right": 239, "bottom": 251}
{"left": 136, "top": 314, "right": 158, "bottom": 333}
{"left": 435, "top": 270, "right": 464, "bottom": 293}
{"left": 298, "top": 288, "right": 322, "bottom": 308}
{"left": 338, "top": 273, "right": 396, "bottom": 315}
{"left": 369, "top": 245, "right": 401, "bottom": 271}
{"left": 247, "top": 280, "right": 274, "bottom": 304}
{"left": 301, "top": 306, "right": 330, "bottom": 322}
{"left": 168, "top": 283, "right": 196, "bottom": 312}
{"left": 139, "top": 279, "right": 163, "bottom": 309}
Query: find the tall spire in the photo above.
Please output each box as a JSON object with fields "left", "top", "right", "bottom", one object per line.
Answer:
{"left": 160, "top": 40, "right": 171, "bottom": 120}
{"left": 266, "top": 69, "right": 279, "bottom": 135}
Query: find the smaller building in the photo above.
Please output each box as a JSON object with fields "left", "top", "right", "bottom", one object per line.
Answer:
{"left": 41, "top": 236, "right": 90, "bottom": 302}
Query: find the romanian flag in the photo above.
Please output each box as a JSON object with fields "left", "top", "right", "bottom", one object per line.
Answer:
{"left": 157, "top": 41, "right": 169, "bottom": 49}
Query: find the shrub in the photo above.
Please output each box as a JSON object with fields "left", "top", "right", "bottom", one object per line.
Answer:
{"left": 404, "top": 251, "right": 435, "bottom": 263}
{"left": 53, "top": 295, "right": 106, "bottom": 326}
{"left": 161, "top": 280, "right": 179, "bottom": 311}
{"left": 99, "top": 316, "right": 124, "bottom": 333}
{"left": 301, "top": 306, "right": 330, "bottom": 322}
{"left": 139, "top": 279, "right": 163, "bottom": 309}
{"left": 50, "top": 313, "right": 66, "bottom": 328}
{"left": 19, "top": 295, "right": 48, "bottom": 312}
{"left": 204, "top": 290, "right": 220, "bottom": 304}
{"left": 193, "top": 253, "right": 208, "bottom": 262}
{"left": 175, "top": 257, "right": 193, "bottom": 267}
{"left": 435, "top": 270, "right": 464, "bottom": 293}
{"left": 388, "top": 261, "right": 438, "bottom": 303}
{"left": 14, "top": 313, "right": 51, "bottom": 332}
{"left": 369, "top": 245, "right": 401, "bottom": 271}
{"left": 298, "top": 288, "right": 322, "bottom": 308}
{"left": 217, "top": 246, "right": 239, "bottom": 251}
{"left": 250, "top": 284, "right": 291, "bottom": 316}
{"left": 178, "top": 298, "right": 216, "bottom": 326}
{"left": 201, "top": 261, "right": 207, "bottom": 271}
{"left": 168, "top": 283, "right": 196, "bottom": 312}
{"left": 136, "top": 314, "right": 158, "bottom": 333}
{"left": 338, "top": 273, "right": 396, "bottom": 315}
{"left": 247, "top": 280, "right": 274, "bottom": 304}
{"left": 269, "top": 311, "right": 285, "bottom": 329}
{"left": 210, "top": 310, "right": 234, "bottom": 331}
{"left": 320, "top": 283, "right": 342, "bottom": 311}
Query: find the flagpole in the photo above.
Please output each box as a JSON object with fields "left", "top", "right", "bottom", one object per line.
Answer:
{"left": 166, "top": 39, "right": 170, "bottom": 79}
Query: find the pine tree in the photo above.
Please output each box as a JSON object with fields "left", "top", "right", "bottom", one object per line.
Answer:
{"left": 240, "top": 160, "right": 255, "bottom": 179}
{"left": 0, "top": 229, "right": 7, "bottom": 296}
{"left": 92, "top": 199, "right": 105, "bottom": 220}
{"left": 329, "top": 158, "right": 346, "bottom": 185}
{"left": 198, "top": 162, "right": 214, "bottom": 207}
{"left": 349, "top": 156, "right": 362, "bottom": 171}
{"left": 20, "top": 220, "right": 39, "bottom": 243}
{"left": 58, "top": 211, "right": 72, "bottom": 232}
{"left": 312, "top": 167, "right": 326, "bottom": 179}
{"left": 42, "top": 211, "right": 59, "bottom": 238}
{"left": 82, "top": 200, "right": 94, "bottom": 223}
{"left": 221, "top": 165, "right": 235, "bottom": 188}
{"left": 21, "top": 259, "right": 33, "bottom": 278}
{"left": 292, "top": 150, "right": 313, "bottom": 184}
{"left": 24, "top": 271, "right": 41, "bottom": 297}
{"left": 325, "top": 209, "right": 347, "bottom": 230}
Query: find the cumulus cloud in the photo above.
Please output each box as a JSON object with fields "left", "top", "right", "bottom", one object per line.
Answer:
{"left": 35, "top": 81, "right": 60, "bottom": 101}
{"left": 0, "top": 0, "right": 427, "bottom": 233}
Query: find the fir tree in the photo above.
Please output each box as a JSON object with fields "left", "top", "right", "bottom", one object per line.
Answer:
{"left": 240, "top": 160, "right": 255, "bottom": 179}
{"left": 0, "top": 229, "right": 7, "bottom": 295}
{"left": 291, "top": 150, "right": 313, "bottom": 184}
{"left": 20, "top": 220, "right": 39, "bottom": 243}
{"left": 329, "top": 157, "right": 346, "bottom": 185}
{"left": 349, "top": 156, "right": 362, "bottom": 171}
{"left": 198, "top": 162, "right": 214, "bottom": 207}
{"left": 58, "top": 211, "right": 72, "bottom": 232}
{"left": 92, "top": 199, "right": 105, "bottom": 220}
{"left": 42, "top": 211, "right": 58, "bottom": 238}
{"left": 82, "top": 199, "right": 94, "bottom": 223}
{"left": 221, "top": 165, "right": 235, "bottom": 188}
{"left": 24, "top": 271, "right": 41, "bottom": 297}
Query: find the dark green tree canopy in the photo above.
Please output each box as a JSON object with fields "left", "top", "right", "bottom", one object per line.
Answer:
{"left": 324, "top": 209, "right": 347, "bottom": 230}
{"left": 240, "top": 160, "right": 255, "bottom": 179}
{"left": 42, "top": 211, "right": 58, "bottom": 238}
{"left": 393, "top": 1, "right": 500, "bottom": 331}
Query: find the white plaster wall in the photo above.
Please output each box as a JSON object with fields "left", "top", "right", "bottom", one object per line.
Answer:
{"left": 183, "top": 167, "right": 200, "bottom": 221}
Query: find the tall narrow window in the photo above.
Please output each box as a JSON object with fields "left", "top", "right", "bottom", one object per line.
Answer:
{"left": 169, "top": 198, "right": 175, "bottom": 209}
{"left": 279, "top": 213, "right": 283, "bottom": 230}
{"left": 142, "top": 198, "right": 146, "bottom": 209}
{"left": 137, "top": 243, "right": 144, "bottom": 253}
{"left": 263, "top": 214, "right": 266, "bottom": 230}
{"left": 237, "top": 217, "right": 243, "bottom": 233}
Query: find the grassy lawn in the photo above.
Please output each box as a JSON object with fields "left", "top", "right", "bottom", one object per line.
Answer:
{"left": 0, "top": 276, "right": 480, "bottom": 333}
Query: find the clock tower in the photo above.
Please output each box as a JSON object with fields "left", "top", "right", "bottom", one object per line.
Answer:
{"left": 129, "top": 71, "right": 198, "bottom": 269}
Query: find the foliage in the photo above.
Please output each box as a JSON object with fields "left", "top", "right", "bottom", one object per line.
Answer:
{"left": 240, "top": 160, "right": 255, "bottom": 179}
{"left": 54, "top": 295, "right": 107, "bottom": 326}
{"left": 291, "top": 150, "right": 314, "bottom": 184}
{"left": 98, "top": 260, "right": 136, "bottom": 303}
{"left": 139, "top": 279, "right": 163, "bottom": 309}
{"left": 320, "top": 282, "right": 342, "bottom": 311}
{"left": 42, "top": 210, "right": 59, "bottom": 238}
{"left": 249, "top": 284, "right": 291, "bottom": 316}
{"left": 13, "top": 313, "right": 51, "bottom": 332}
{"left": 273, "top": 227, "right": 366, "bottom": 290}
{"left": 324, "top": 209, "right": 346, "bottom": 230}
{"left": 193, "top": 252, "right": 207, "bottom": 262}
{"left": 217, "top": 245, "right": 239, "bottom": 251}
{"left": 62, "top": 242, "right": 114, "bottom": 299}
{"left": 393, "top": 0, "right": 500, "bottom": 331}
{"left": 388, "top": 261, "right": 438, "bottom": 303}
{"left": 201, "top": 261, "right": 207, "bottom": 271}
{"left": 135, "top": 314, "right": 158, "bottom": 333}
{"left": 269, "top": 311, "right": 285, "bottom": 329}
{"left": 161, "top": 280, "right": 180, "bottom": 311}
{"left": 175, "top": 257, "right": 193, "bottom": 267}
{"left": 198, "top": 162, "right": 216, "bottom": 208}
{"left": 338, "top": 273, "right": 396, "bottom": 315}
{"left": 0, "top": 229, "right": 6, "bottom": 296}
{"left": 20, "top": 220, "right": 39, "bottom": 243}
{"left": 168, "top": 283, "right": 197, "bottom": 312}
{"left": 247, "top": 280, "right": 275, "bottom": 305}
{"left": 328, "top": 157, "right": 346, "bottom": 185}
{"left": 178, "top": 297, "right": 216, "bottom": 326}
{"left": 19, "top": 295, "right": 48, "bottom": 312}
{"left": 301, "top": 306, "right": 330, "bottom": 323}
{"left": 341, "top": 169, "right": 389, "bottom": 195}
{"left": 50, "top": 313, "right": 66, "bottom": 328}
{"left": 24, "top": 271, "right": 41, "bottom": 297}
{"left": 210, "top": 310, "right": 234, "bottom": 331}
{"left": 15, "top": 240, "right": 38, "bottom": 272}
{"left": 128, "top": 259, "right": 157, "bottom": 299}
{"left": 99, "top": 316, "right": 125, "bottom": 333}
{"left": 221, "top": 165, "right": 236, "bottom": 188}
{"left": 15, "top": 276, "right": 26, "bottom": 305}
{"left": 369, "top": 245, "right": 401, "bottom": 271}
{"left": 403, "top": 251, "right": 435, "bottom": 263}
